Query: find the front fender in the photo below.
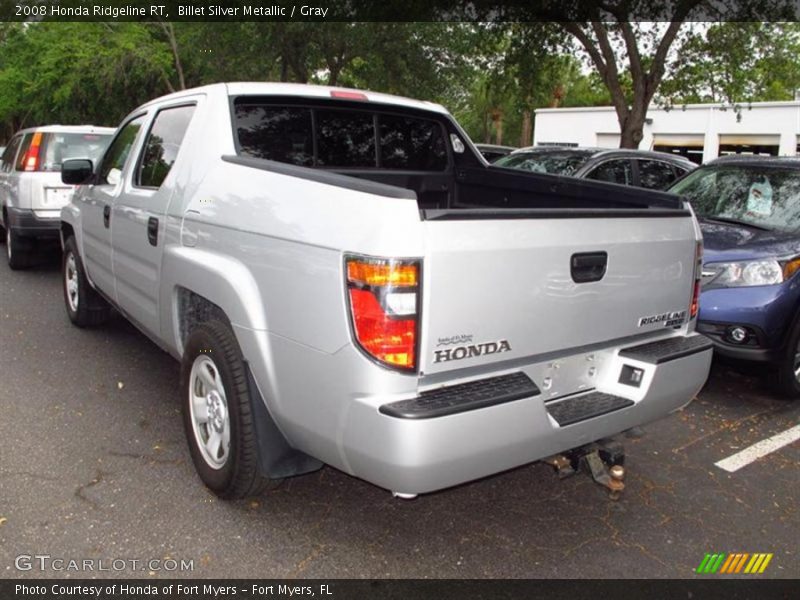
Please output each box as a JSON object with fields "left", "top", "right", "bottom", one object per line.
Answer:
{"left": 60, "top": 203, "right": 82, "bottom": 248}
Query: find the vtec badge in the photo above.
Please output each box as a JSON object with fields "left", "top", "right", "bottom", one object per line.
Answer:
{"left": 638, "top": 310, "right": 687, "bottom": 328}
{"left": 433, "top": 340, "right": 511, "bottom": 363}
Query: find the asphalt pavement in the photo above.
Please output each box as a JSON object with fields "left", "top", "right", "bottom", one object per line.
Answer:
{"left": 1, "top": 249, "right": 798, "bottom": 579}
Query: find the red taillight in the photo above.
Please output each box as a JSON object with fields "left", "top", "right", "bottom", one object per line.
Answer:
{"left": 23, "top": 131, "right": 43, "bottom": 172}
{"left": 691, "top": 241, "right": 702, "bottom": 318}
{"left": 690, "top": 280, "right": 700, "bottom": 318}
{"left": 346, "top": 256, "right": 420, "bottom": 371}
{"left": 331, "top": 90, "right": 368, "bottom": 101}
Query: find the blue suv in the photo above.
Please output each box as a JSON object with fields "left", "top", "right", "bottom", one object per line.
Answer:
{"left": 669, "top": 156, "right": 800, "bottom": 397}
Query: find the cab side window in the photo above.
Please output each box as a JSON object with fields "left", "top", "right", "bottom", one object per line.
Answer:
{"left": 98, "top": 115, "right": 146, "bottom": 186}
{"left": 136, "top": 104, "right": 196, "bottom": 188}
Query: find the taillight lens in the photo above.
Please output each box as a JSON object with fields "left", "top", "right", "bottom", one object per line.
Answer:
{"left": 346, "top": 255, "right": 420, "bottom": 371}
{"left": 691, "top": 241, "right": 702, "bottom": 318}
{"left": 23, "top": 132, "right": 43, "bottom": 172}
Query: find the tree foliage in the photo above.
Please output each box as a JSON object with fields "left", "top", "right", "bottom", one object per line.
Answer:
{"left": 660, "top": 22, "right": 800, "bottom": 106}
{"left": 0, "top": 19, "right": 795, "bottom": 150}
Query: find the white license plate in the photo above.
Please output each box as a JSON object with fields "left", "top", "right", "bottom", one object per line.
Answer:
{"left": 44, "top": 187, "right": 73, "bottom": 207}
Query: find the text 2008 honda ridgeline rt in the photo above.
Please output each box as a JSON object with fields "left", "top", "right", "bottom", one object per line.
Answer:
{"left": 59, "top": 83, "right": 712, "bottom": 499}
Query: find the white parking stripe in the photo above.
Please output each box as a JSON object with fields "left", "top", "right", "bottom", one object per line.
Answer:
{"left": 715, "top": 424, "right": 800, "bottom": 473}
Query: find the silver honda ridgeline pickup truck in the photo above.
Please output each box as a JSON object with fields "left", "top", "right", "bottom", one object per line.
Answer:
{"left": 59, "top": 83, "right": 712, "bottom": 499}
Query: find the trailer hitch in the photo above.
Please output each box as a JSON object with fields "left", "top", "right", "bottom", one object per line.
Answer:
{"left": 543, "top": 439, "right": 626, "bottom": 500}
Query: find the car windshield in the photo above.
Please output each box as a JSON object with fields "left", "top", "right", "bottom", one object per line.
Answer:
{"left": 41, "top": 132, "right": 112, "bottom": 172}
{"left": 493, "top": 150, "right": 593, "bottom": 176}
{"left": 670, "top": 164, "right": 800, "bottom": 233}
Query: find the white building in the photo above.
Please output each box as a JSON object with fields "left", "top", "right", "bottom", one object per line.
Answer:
{"left": 533, "top": 101, "right": 800, "bottom": 164}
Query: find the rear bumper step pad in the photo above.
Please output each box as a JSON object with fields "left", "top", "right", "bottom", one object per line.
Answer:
{"left": 619, "top": 334, "right": 712, "bottom": 365}
{"left": 380, "top": 372, "right": 540, "bottom": 419}
{"left": 546, "top": 392, "right": 634, "bottom": 427}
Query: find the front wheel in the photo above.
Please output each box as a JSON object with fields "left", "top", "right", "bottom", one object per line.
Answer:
{"left": 62, "top": 236, "right": 111, "bottom": 327}
{"left": 180, "top": 320, "right": 274, "bottom": 499}
{"left": 770, "top": 317, "right": 800, "bottom": 399}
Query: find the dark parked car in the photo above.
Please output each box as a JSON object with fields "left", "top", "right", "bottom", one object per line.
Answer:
{"left": 493, "top": 146, "right": 695, "bottom": 190}
{"left": 475, "top": 143, "right": 515, "bottom": 162}
{"left": 669, "top": 156, "right": 800, "bottom": 397}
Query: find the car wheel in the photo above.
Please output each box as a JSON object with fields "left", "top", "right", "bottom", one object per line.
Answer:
{"left": 770, "top": 317, "right": 800, "bottom": 399}
{"left": 6, "top": 226, "right": 32, "bottom": 270}
{"left": 62, "top": 236, "right": 111, "bottom": 327}
{"left": 181, "top": 320, "right": 274, "bottom": 499}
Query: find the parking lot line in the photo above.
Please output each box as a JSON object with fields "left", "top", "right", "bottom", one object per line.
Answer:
{"left": 715, "top": 424, "right": 800, "bottom": 473}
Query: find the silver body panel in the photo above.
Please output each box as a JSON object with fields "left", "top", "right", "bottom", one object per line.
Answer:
{"left": 61, "top": 83, "right": 712, "bottom": 494}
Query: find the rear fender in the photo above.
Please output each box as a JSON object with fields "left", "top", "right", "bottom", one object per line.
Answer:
{"left": 161, "top": 245, "right": 268, "bottom": 356}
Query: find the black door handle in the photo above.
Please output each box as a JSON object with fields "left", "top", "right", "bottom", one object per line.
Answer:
{"left": 103, "top": 205, "right": 110, "bottom": 228}
{"left": 147, "top": 217, "right": 159, "bottom": 246}
{"left": 571, "top": 251, "right": 608, "bottom": 283}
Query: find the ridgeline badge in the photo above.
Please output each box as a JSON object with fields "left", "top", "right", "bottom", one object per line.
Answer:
{"left": 433, "top": 340, "right": 511, "bottom": 363}
{"left": 638, "top": 310, "right": 687, "bottom": 328}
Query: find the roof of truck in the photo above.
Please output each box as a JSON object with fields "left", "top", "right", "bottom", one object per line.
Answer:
{"left": 136, "top": 82, "right": 450, "bottom": 115}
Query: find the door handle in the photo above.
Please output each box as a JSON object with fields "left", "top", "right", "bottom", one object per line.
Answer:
{"left": 103, "top": 204, "right": 110, "bottom": 228}
{"left": 147, "top": 217, "right": 159, "bottom": 246}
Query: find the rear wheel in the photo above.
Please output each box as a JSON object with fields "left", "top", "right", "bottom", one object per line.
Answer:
{"left": 769, "top": 318, "right": 800, "bottom": 399}
{"left": 6, "top": 226, "right": 32, "bottom": 270}
{"left": 180, "top": 320, "right": 274, "bottom": 499}
{"left": 62, "top": 236, "right": 111, "bottom": 327}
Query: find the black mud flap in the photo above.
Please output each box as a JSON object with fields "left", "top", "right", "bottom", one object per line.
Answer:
{"left": 245, "top": 362, "right": 323, "bottom": 479}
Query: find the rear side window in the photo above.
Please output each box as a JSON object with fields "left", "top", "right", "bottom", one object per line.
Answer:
{"left": 137, "top": 104, "right": 196, "bottom": 188}
{"left": 1, "top": 135, "right": 21, "bottom": 173}
{"left": 233, "top": 99, "right": 448, "bottom": 171}
{"left": 586, "top": 159, "right": 633, "bottom": 186}
{"left": 637, "top": 159, "right": 679, "bottom": 190}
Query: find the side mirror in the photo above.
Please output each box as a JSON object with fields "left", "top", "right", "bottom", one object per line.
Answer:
{"left": 61, "top": 159, "right": 94, "bottom": 185}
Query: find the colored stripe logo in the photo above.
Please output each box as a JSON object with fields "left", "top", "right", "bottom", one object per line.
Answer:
{"left": 696, "top": 553, "right": 773, "bottom": 574}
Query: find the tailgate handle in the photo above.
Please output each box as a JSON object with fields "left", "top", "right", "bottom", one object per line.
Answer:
{"left": 571, "top": 252, "right": 607, "bottom": 283}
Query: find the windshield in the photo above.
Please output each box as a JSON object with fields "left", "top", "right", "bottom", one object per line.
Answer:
{"left": 41, "top": 132, "right": 112, "bottom": 172}
{"left": 493, "top": 151, "right": 593, "bottom": 176}
{"left": 670, "top": 164, "right": 800, "bottom": 233}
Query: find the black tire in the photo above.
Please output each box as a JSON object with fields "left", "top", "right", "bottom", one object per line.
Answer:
{"left": 62, "top": 236, "right": 111, "bottom": 327}
{"left": 769, "top": 317, "right": 800, "bottom": 399}
{"left": 180, "top": 320, "right": 274, "bottom": 499}
{"left": 6, "top": 226, "right": 33, "bottom": 270}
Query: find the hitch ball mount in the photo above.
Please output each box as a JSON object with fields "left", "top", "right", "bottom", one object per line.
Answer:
{"left": 543, "top": 439, "right": 626, "bottom": 500}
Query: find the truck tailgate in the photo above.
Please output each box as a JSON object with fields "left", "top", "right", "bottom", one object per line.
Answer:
{"left": 419, "top": 215, "right": 697, "bottom": 376}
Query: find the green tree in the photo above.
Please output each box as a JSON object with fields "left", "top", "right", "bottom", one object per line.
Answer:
{"left": 0, "top": 22, "right": 177, "bottom": 138}
{"left": 661, "top": 22, "right": 800, "bottom": 106}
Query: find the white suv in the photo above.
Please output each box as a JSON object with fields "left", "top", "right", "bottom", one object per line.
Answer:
{"left": 0, "top": 125, "right": 114, "bottom": 269}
